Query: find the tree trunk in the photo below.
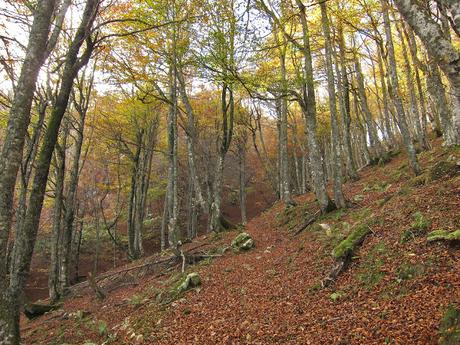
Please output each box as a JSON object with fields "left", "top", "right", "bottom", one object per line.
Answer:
{"left": 296, "top": 0, "right": 335, "bottom": 214}
{"left": 6, "top": 1, "right": 98, "bottom": 341}
{"left": 238, "top": 142, "right": 247, "bottom": 225}
{"left": 0, "top": 1, "right": 57, "bottom": 341}
{"left": 396, "top": 19, "right": 427, "bottom": 149}
{"left": 48, "top": 130, "right": 67, "bottom": 303}
{"left": 60, "top": 68, "right": 93, "bottom": 292}
{"left": 320, "top": 1, "right": 346, "bottom": 208}
{"left": 354, "top": 57, "right": 383, "bottom": 163}
{"left": 336, "top": 23, "right": 358, "bottom": 181}
{"left": 394, "top": 0, "right": 460, "bottom": 145}
{"left": 382, "top": 0, "right": 421, "bottom": 175}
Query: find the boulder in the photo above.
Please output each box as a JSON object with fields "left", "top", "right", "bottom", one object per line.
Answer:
{"left": 173, "top": 272, "right": 201, "bottom": 295}
{"left": 231, "top": 232, "right": 255, "bottom": 251}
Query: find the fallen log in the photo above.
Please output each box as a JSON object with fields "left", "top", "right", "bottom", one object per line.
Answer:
{"left": 23, "top": 303, "right": 62, "bottom": 320}
{"left": 292, "top": 210, "right": 321, "bottom": 236}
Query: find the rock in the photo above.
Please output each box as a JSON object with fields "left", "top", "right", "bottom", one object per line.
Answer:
{"left": 231, "top": 232, "right": 255, "bottom": 251}
{"left": 352, "top": 194, "right": 364, "bottom": 202}
{"left": 173, "top": 272, "right": 201, "bottom": 295}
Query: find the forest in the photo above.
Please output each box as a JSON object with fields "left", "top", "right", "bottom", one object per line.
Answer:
{"left": 0, "top": 0, "right": 459, "bottom": 344}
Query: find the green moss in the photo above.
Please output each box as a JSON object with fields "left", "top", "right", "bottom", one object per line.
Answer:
{"left": 427, "top": 229, "right": 460, "bottom": 242}
{"left": 400, "top": 229, "right": 416, "bottom": 243}
{"left": 357, "top": 242, "right": 387, "bottom": 289}
{"left": 172, "top": 272, "right": 201, "bottom": 295}
{"left": 411, "top": 212, "right": 431, "bottom": 232}
{"left": 429, "top": 161, "right": 459, "bottom": 181}
{"left": 332, "top": 223, "right": 371, "bottom": 259}
{"left": 396, "top": 262, "right": 424, "bottom": 281}
{"left": 231, "top": 232, "right": 254, "bottom": 250}
{"left": 330, "top": 291, "right": 344, "bottom": 302}
{"left": 363, "top": 181, "right": 390, "bottom": 193}
{"left": 439, "top": 304, "right": 460, "bottom": 345}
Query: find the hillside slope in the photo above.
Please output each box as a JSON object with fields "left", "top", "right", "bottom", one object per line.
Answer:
{"left": 23, "top": 139, "right": 460, "bottom": 345}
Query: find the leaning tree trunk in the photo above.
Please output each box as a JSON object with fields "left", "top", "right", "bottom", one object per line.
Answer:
{"left": 6, "top": 1, "right": 98, "bottom": 342}
{"left": 394, "top": 0, "right": 460, "bottom": 145}
{"left": 403, "top": 24, "right": 430, "bottom": 148}
{"left": 177, "top": 66, "right": 208, "bottom": 214}
{"left": 381, "top": 0, "right": 421, "bottom": 175}
{"left": 396, "top": 20, "right": 427, "bottom": 149}
{"left": 0, "top": 1, "right": 57, "bottom": 340}
{"left": 426, "top": 61, "right": 454, "bottom": 140}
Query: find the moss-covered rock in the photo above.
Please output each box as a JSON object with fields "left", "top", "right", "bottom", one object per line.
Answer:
{"left": 332, "top": 223, "right": 371, "bottom": 259}
{"left": 172, "top": 273, "right": 201, "bottom": 295}
{"left": 427, "top": 230, "right": 460, "bottom": 242}
{"left": 231, "top": 232, "right": 254, "bottom": 251}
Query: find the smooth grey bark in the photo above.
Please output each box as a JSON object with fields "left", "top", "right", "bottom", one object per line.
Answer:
{"left": 238, "top": 137, "right": 247, "bottom": 225}
{"left": 7, "top": 1, "right": 99, "bottom": 342}
{"left": 396, "top": 20, "right": 427, "bottom": 149}
{"left": 336, "top": 24, "right": 358, "bottom": 181}
{"left": 48, "top": 126, "right": 67, "bottom": 303}
{"left": 177, "top": 67, "right": 207, "bottom": 214}
{"left": 0, "top": 2, "right": 58, "bottom": 341}
{"left": 295, "top": 0, "right": 335, "bottom": 213}
{"left": 403, "top": 24, "right": 431, "bottom": 148}
{"left": 275, "top": 27, "right": 291, "bottom": 204}
{"left": 426, "top": 61, "right": 454, "bottom": 140}
{"left": 354, "top": 57, "right": 384, "bottom": 163}
{"left": 381, "top": 0, "right": 421, "bottom": 175}
{"left": 127, "top": 132, "right": 143, "bottom": 259}
{"left": 60, "top": 68, "right": 94, "bottom": 293}
{"left": 210, "top": 83, "right": 235, "bottom": 231}
{"left": 320, "top": 1, "right": 346, "bottom": 208}
{"left": 126, "top": 117, "right": 156, "bottom": 259}
{"left": 394, "top": 0, "right": 460, "bottom": 145}
{"left": 12, "top": 97, "right": 48, "bottom": 266}
{"left": 376, "top": 46, "right": 395, "bottom": 147}
{"left": 166, "top": 62, "right": 179, "bottom": 246}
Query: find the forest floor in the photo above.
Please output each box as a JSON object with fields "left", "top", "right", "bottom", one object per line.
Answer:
{"left": 22, "top": 137, "right": 460, "bottom": 344}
